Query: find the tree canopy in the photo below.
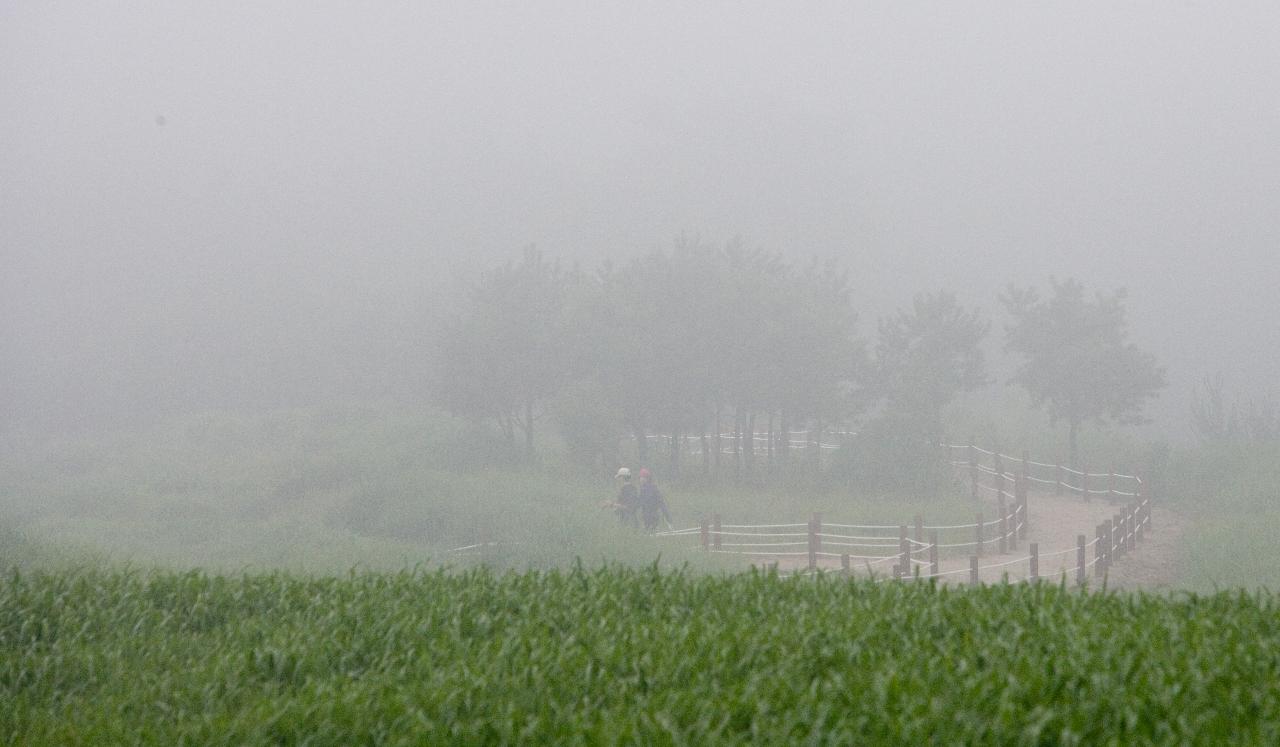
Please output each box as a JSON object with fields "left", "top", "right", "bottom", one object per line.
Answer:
{"left": 432, "top": 247, "right": 576, "bottom": 455}
{"left": 874, "top": 290, "right": 989, "bottom": 444}
{"left": 1001, "top": 278, "right": 1165, "bottom": 467}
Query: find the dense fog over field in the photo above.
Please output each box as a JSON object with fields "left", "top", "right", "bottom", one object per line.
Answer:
{"left": 3, "top": 1, "right": 1279, "bottom": 436}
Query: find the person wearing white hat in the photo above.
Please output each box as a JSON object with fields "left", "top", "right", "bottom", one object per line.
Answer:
{"left": 604, "top": 467, "right": 639, "bottom": 526}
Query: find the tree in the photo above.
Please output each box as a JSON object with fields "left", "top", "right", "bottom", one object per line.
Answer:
{"left": 1191, "top": 373, "right": 1278, "bottom": 444}
{"left": 432, "top": 248, "right": 574, "bottom": 457}
{"left": 1001, "top": 278, "right": 1165, "bottom": 468}
{"left": 874, "top": 290, "right": 989, "bottom": 444}
{"left": 576, "top": 239, "right": 863, "bottom": 479}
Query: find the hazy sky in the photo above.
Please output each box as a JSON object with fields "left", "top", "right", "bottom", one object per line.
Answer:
{"left": 3, "top": 2, "right": 1278, "bottom": 432}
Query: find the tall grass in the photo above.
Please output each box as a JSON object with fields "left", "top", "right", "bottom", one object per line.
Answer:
{"left": 1164, "top": 441, "right": 1280, "bottom": 590}
{"left": 3, "top": 566, "right": 1279, "bottom": 743}
{"left": 0, "top": 407, "right": 977, "bottom": 574}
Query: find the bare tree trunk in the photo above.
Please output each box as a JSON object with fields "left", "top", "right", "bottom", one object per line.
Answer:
{"left": 779, "top": 413, "right": 789, "bottom": 467}
{"left": 733, "top": 409, "right": 742, "bottom": 478}
{"left": 714, "top": 404, "right": 722, "bottom": 473}
{"left": 1069, "top": 418, "right": 1080, "bottom": 472}
{"left": 634, "top": 424, "right": 648, "bottom": 467}
{"left": 523, "top": 400, "right": 535, "bottom": 457}
{"left": 766, "top": 412, "right": 775, "bottom": 465}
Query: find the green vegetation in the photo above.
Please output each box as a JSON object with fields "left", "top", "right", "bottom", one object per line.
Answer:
{"left": 4, "top": 565, "right": 1280, "bottom": 743}
{"left": 0, "top": 407, "right": 974, "bottom": 574}
{"left": 1166, "top": 441, "right": 1280, "bottom": 590}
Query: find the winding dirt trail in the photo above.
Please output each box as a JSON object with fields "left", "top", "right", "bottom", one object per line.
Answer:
{"left": 959, "top": 488, "right": 1185, "bottom": 587}
{"left": 749, "top": 488, "right": 1184, "bottom": 587}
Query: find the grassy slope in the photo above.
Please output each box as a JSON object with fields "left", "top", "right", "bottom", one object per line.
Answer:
{"left": 3, "top": 566, "right": 1279, "bottom": 744}
{"left": 0, "top": 407, "right": 975, "bottom": 574}
{"left": 1164, "top": 442, "right": 1280, "bottom": 590}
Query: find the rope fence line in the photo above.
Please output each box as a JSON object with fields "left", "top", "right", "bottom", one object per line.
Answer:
{"left": 446, "top": 440, "right": 1155, "bottom": 587}
{"left": 775, "top": 504, "right": 1150, "bottom": 584}
{"left": 668, "top": 438, "right": 1157, "bottom": 585}
{"left": 633, "top": 430, "right": 855, "bottom": 454}
{"left": 941, "top": 441, "right": 1147, "bottom": 507}
{"left": 621, "top": 433, "right": 1148, "bottom": 503}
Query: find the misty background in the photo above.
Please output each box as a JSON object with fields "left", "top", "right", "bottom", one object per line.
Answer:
{"left": 4, "top": 2, "right": 1279, "bottom": 439}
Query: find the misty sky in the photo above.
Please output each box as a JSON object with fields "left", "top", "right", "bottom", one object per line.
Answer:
{"left": 3, "top": 2, "right": 1278, "bottom": 433}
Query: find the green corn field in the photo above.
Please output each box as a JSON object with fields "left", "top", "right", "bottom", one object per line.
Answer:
{"left": 3, "top": 565, "right": 1279, "bottom": 744}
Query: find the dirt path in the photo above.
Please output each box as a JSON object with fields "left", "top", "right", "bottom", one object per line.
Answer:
{"left": 750, "top": 488, "right": 1184, "bottom": 587}
{"left": 960, "top": 489, "right": 1182, "bottom": 585}
{"left": 1094, "top": 504, "right": 1187, "bottom": 590}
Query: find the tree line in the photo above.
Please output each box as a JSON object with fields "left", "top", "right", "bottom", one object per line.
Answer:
{"left": 433, "top": 241, "right": 1165, "bottom": 475}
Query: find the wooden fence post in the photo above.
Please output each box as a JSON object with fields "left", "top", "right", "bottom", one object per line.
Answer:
{"left": 1108, "top": 468, "right": 1117, "bottom": 504}
{"left": 970, "top": 555, "right": 979, "bottom": 585}
{"left": 1141, "top": 475, "right": 1153, "bottom": 535}
{"left": 1114, "top": 514, "right": 1124, "bottom": 558}
{"left": 975, "top": 512, "right": 984, "bottom": 558}
{"left": 1095, "top": 524, "right": 1106, "bottom": 578}
{"left": 1148, "top": 481, "right": 1154, "bottom": 534}
{"left": 1008, "top": 504, "right": 1018, "bottom": 553}
{"left": 807, "top": 518, "right": 817, "bottom": 570}
{"left": 1029, "top": 542, "right": 1039, "bottom": 581}
{"left": 1120, "top": 506, "right": 1129, "bottom": 553}
{"left": 929, "top": 530, "right": 939, "bottom": 577}
{"left": 898, "top": 525, "right": 910, "bottom": 578}
{"left": 712, "top": 513, "right": 722, "bottom": 550}
{"left": 997, "top": 494, "right": 1007, "bottom": 554}
{"left": 1019, "top": 450, "right": 1031, "bottom": 537}
{"left": 1081, "top": 463, "right": 1089, "bottom": 502}
{"left": 1125, "top": 508, "right": 1133, "bottom": 552}
{"left": 994, "top": 452, "right": 1006, "bottom": 511}
{"left": 700, "top": 519, "right": 709, "bottom": 551}
{"left": 1128, "top": 505, "right": 1137, "bottom": 552}
{"left": 1123, "top": 507, "right": 1133, "bottom": 553}
{"left": 969, "top": 443, "right": 978, "bottom": 501}
{"left": 914, "top": 514, "right": 924, "bottom": 546}
{"left": 1076, "top": 535, "right": 1087, "bottom": 585}
{"left": 1136, "top": 499, "right": 1145, "bottom": 543}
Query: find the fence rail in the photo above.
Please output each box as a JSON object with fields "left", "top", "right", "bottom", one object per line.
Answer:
{"left": 655, "top": 440, "right": 1155, "bottom": 584}
{"left": 444, "top": 441, "right": 1155, "bottom": 585}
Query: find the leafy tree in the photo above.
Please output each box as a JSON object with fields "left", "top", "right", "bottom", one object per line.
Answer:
{"left": 1001, "top": 278, "right": 1165, "bottom": 468}
{"left": 577, "top": 240, "right": 863, "bottom": 479}
{"left": 1191, "top": 373, "right": 1278, "bottom": 444}
{"left": 432, "top": 248, "right": 574, "bottom": 457}
{"left": 874, "top": 290, "right": 989, "bottom": 444}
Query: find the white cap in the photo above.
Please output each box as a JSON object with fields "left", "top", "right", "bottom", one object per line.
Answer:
{"left": 615, "top": 467, "right": 631, "bottom": 478}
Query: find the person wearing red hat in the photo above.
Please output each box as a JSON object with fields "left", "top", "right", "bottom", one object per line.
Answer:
{"left": 637, "top": 468, "right": 671, "bottom": 531}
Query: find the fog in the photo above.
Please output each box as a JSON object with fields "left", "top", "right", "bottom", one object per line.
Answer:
{"left": 4, "top": 1, "right": 1279, "bottom": 436}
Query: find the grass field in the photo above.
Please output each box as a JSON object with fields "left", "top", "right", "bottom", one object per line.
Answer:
{"left": 4, "top": 565, "right": 1280, "bottom": 744}
{"left": 1162, "top": 441, "right": 1280, "bottom": 590}
{"left": 5, "top": 405, "right": 1280, "bottom": 592}
{"left": 0, "top": 406, "right": 975, "bottom": 574}
{"left": 6, "top": 408, "right": 1280, "bottom": 741}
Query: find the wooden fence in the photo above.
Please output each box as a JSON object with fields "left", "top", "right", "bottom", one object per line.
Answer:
{"left": 656, "top": 442, "right": 1154, "bottom": 584}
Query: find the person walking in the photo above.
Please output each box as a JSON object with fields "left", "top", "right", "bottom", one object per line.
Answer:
{"left": 609, "top": 467, "right": 639, "bottom": 527}
{"left": 637, "top": 467, "right": 671, "bottom": 531}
